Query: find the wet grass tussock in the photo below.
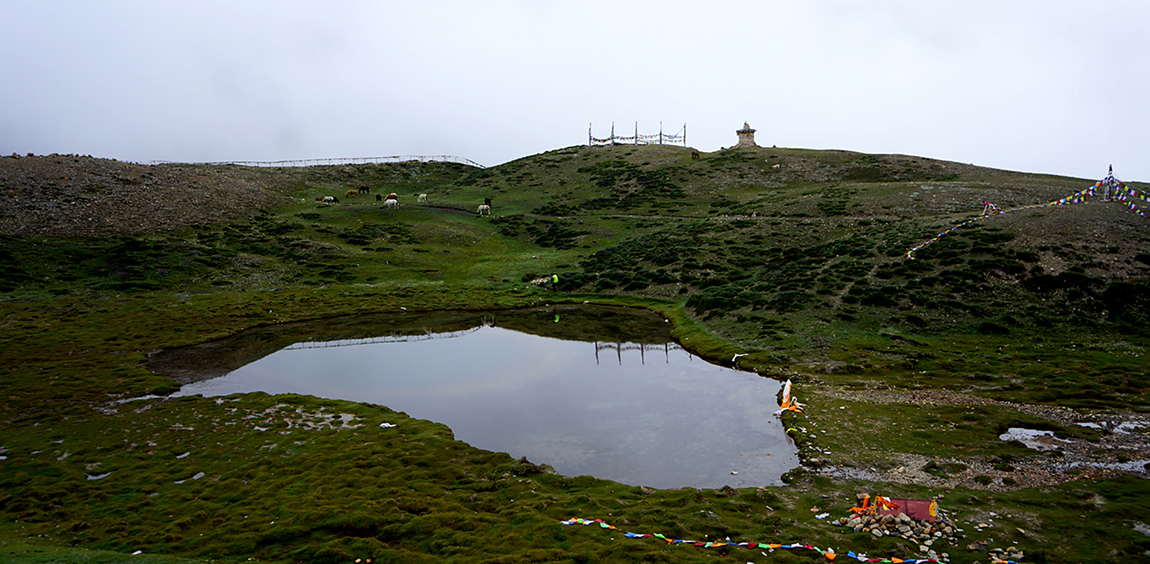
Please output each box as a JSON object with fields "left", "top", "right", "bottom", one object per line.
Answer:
{"left": 1, "top": 146, "right": 1149, "bottom": 562}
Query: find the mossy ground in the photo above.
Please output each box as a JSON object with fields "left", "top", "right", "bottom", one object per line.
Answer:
{"left": 2, "top": 146, "right": 1148, "bottom": 562}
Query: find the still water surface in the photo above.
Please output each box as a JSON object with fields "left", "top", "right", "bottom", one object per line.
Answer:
{"left": 170, "top": 309, "right": 798, "bottom": 489}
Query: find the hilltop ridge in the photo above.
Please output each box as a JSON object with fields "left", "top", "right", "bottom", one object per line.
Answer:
{"left": 3, "top": 146, "right": 1145, "bottom": 266}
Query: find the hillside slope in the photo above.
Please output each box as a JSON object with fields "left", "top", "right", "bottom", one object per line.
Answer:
{"left": 4, "top": 146, "right": 1149, "bottom": 367}
{"left": 2, "top": 146, "right": 1150, "bottom": 564}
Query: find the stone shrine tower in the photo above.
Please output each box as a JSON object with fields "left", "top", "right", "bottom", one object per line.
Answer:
{"left": 735, "top": 122, "right": 758, "bottom": 148}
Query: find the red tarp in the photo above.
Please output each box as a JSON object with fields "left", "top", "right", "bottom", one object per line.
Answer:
{"left": 875, "top": 498, "right": 937, "bottom": 522}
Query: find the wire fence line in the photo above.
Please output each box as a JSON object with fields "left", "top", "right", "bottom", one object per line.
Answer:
{"left": 149, "top": 155, "right": 486, "bottom": 168}
{"left": 593, "top": 342, "right": 688, "bottom": 365}
{"left": 284, "top": 336, "right": 686, "bottom": 366}
{"left": 282, "top": 325, "right": 488, "bottom": 350}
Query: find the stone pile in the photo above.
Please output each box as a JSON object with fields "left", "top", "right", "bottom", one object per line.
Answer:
{"left": 832, "top": 511, "right": 958, "bottom": 561}
{"left": 964, "top": 543, "right": 1025, "bottom": 562}
{"left": 990, "top": 546, "right": 1025, "bottom": 562}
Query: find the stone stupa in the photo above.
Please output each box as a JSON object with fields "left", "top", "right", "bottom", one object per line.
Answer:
{"left": 735, "top": 122, "right": 758, "bottom": 148}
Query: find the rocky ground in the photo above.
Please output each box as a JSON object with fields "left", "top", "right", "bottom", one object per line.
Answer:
{"left": 814, "top": 386, "right": 1150, "bottom": 491}
{"left": 0, "top": 153, "right": 288, "bottom": 238}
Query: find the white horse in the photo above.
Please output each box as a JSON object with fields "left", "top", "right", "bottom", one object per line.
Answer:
{"left": 323, "top": 196, "right": 338, "bottom": 204}
{"left": 477, "top": 204, "right": 491, "bottom": 215}
{"left": 384, "top": 198, "right": 399, "bottom": 210}
{"left": 417, "top": 193, "right": 428, "bottom": 203}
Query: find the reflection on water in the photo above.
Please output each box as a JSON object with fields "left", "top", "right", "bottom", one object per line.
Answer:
{"left": 159, "top": 306, "right": 799, "bottom": 489}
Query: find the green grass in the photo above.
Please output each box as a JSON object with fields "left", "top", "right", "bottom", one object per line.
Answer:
{"left": 2, "top": 145, "right": 1149, "bottom": 562}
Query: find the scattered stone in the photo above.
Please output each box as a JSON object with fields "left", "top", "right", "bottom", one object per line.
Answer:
{"left": 0, "top": 155, "right": 287, "bottom": 238}
{"left": 836, "top": 510, "right": 960, "bottom": 551}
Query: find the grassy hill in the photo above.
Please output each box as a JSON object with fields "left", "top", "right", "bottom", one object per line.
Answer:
{"left": 1, "top": 146, "right": 1148, "bottom": 563}
{"left": 5, "top": 146, "right": 1147, "bottom": 405}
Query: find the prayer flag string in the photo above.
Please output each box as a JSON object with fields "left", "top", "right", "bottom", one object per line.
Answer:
{"left": 905, "top": 170, "right": 1146, "bottom": 259}
{"left": 559, "top": 518, "right": 1020, "bottom": 563}
{"left": 589, "top": 124, "right": 688, "bottom": 147}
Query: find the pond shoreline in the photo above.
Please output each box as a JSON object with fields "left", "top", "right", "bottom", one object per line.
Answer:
{"left": 160, "top": 305, "right": 800, "bottom": 489}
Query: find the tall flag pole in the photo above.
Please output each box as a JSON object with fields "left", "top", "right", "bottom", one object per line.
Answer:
{"left": 587, "top": 122, "right": 687, "bottom": 147}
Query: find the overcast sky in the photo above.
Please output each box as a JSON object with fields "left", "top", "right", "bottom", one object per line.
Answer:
{"left": 2, "top": 1, "right": 1147, "bottom": 181}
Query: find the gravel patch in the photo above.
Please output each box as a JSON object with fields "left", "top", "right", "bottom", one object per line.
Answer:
{"left": 0, "top": 153, "right": 290, "bottom": 238}
{"left": 815, "top": 386, "right": 1150, "bottom": 490}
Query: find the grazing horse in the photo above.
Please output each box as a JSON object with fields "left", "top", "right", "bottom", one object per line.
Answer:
{"left": 346, "top": 189, "right": 358, "bottom": 198}
{"left": 359, "top": 185, "right": 370, "bottom": 194}
{"left": 477, "top": 204, "right": 491, "bottom": 216}
{"left": 384, "top": 198, "right": 399, "bottom": 210}
{"left": 691, "top": 150, "right": 700, "bottom": 160}
{"left": 376, "top": 194, "right": 382, "bottom": 201}
{"left": 314, "top": 196, "right": 324, "bottom": 201}
{"left": 417, "top": 193, "right": 428, "bottom": 203}
{"left": 323, "top": 196, "right": 339, "bottom": 204}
